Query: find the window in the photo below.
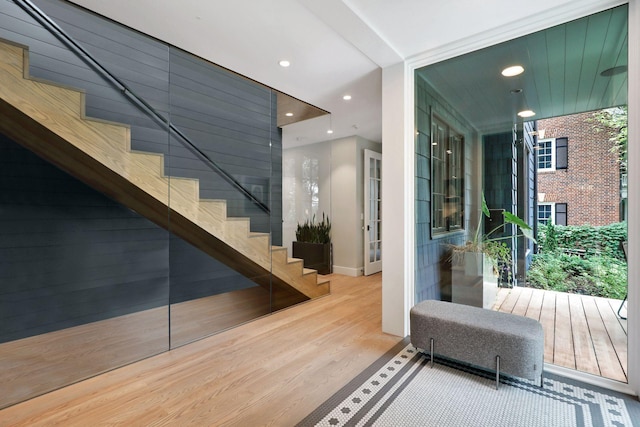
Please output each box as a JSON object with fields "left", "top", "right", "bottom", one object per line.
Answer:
{"left": 537, "top": 203, "right": 553, "bottom": 224}
{"left": 537, "top": 137, "right": 568, "bottom": 171}
{"left": 537, "top": 202, "right": 567, "bottom": 225}
{"left": 537, "top": 140, "right": 554, "bottom": 170}
{"left": 431, "top": 115, "right": 464, "bottom": 236}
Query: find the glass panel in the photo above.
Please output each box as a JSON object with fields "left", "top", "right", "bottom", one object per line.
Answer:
{"left": 167, "top": 47, "right": 275, "bottom": 348}
{"left": 370, "top": 157, "right": 376, "bottom": 179}
{"left": 370, "top": 242, "right": 376, "bottom": 263}
{"left": 414, "top": 5, "right": 628, "bottom": 383}
{"left": 0, "top": 1, "right": 170, "bottom": 408}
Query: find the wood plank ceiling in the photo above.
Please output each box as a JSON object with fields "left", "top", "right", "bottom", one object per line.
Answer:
{"left": 416, "top": 5, "right": 628, "bottom": 133}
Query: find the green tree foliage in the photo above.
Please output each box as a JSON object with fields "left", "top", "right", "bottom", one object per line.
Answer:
{"left": 591, "top": 106, "right": 628, "bottom": 172}
{"left": 536, "top": 222, "right": 627, "bottom": 260}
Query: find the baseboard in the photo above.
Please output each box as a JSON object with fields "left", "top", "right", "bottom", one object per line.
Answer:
{"left": 332, "top": 265, "right": 363, "bottom": 277}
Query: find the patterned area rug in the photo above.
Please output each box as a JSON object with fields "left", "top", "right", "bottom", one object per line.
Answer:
{"left": 297, "top": 339, "right": 640, "bottom": 427}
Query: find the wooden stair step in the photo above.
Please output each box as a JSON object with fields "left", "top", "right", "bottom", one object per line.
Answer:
{"left": 0, "top": 38, "right": 330, "bottom": 301}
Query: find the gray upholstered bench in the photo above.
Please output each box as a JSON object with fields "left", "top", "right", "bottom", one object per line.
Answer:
{"left": 410, "top": 300, "right": 544, "bottom": 389}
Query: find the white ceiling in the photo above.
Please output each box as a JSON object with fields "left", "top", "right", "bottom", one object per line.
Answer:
{"left": 68, "top": 0, "right": 626, "bottom": 147}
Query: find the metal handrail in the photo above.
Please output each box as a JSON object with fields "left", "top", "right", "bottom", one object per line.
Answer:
{"left": 14, "top": 0, "right": 271, "bottom": 214}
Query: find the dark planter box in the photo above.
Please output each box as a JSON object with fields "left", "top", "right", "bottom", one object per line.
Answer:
{"left": 292, "top": 242, "right": 332, "bottom": 275}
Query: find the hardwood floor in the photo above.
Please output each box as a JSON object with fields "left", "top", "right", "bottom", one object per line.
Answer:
{"left": 0, "top": 273, "right": 400, "bottom": 426}
{"left": 494, "top": 286, "right": 628, "bottom": 382}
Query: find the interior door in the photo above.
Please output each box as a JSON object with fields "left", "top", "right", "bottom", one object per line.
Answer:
{"left": 364, "top": 149, "right": 382, "bottom": 275}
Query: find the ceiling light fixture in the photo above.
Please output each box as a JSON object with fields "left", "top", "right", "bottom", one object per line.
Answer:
{"left": 517, "top": 110, "right": 536, "bottom": 118}
{"left": 278, "top": 60, "right": 291, "bottom": 67}
{"left": 343, "top": 95, "right": 352, "bottom": 100}
{"left": 600, "top": 65, "right": 627, "bottom": 77}
{"left": 501, "top": 65, "right": 524, "bottom": 77}
{"left": 285, "top": 112, "right": 293, "bottom": 117}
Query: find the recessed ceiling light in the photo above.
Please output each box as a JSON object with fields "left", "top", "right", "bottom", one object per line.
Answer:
{"left": 327, "top": 129, "right": 334, "bottom": 134}
{"left": 343, "top": 95, "right": 352, "bottom": 100}
{"left": 502, "top": 65, "right": 524, "bottom": 77}
{"left": 279, "top": 60, "right": 291, "bottom": 67}
{"left": 285, "top": 112, "right": 293, "bottom": 117}
{"left": 518, "top": 110, "right": 536, "bottom": 118}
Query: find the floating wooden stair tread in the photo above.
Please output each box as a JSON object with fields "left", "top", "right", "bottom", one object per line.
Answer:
{"left": 0, "top": 38, "right": 329, "bottom": 302}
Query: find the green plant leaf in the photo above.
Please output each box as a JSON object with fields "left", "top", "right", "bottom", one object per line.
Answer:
{"left": 481, "top": 192, "right": 490, "bottom": 218}
{"left": 503, "top": 211, "right": 531, "bottom": 229}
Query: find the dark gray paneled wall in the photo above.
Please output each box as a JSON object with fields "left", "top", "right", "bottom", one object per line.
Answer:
{"left": 484, "top": 131, "right": 518, "bottom": 281}
{"left": 415, "top": 75, "right": 475, "bottom": 303}
{"left": 0, "top": 136, "right": 170, "bottom": 343}
{"left": 167, "top": 48, "right": 280, "bottom": 242}
{"left": 0, "top": 0, "right": 283, "bottom": 341}
{"left": 30, "top": 0, "right": 281, "bottom": 242}
{"left": 484, "top": 132, "right": 514, "bottom": 213}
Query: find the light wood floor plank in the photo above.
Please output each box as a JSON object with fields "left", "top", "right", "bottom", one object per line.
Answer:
{"left": 0, "top": 273, "right": 401, "bottom": 426}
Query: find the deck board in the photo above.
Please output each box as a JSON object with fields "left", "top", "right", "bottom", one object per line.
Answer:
{"left": 539, "top": 290, "right": 557, "bottom": 363}
{"left": 568, "top": 293, "right": 600, "bottom": 375}
{"left": 495, "top": 287, "right": 627, "bottom": 383}
{"left": 553, "top": 292, "right": 575, "bottom": 368}
{"left": 525, "top": 288, "right": 545, "bottom": 321}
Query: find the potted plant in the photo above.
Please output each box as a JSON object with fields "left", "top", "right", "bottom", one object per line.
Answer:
{"left": 292, "top": 213, "right": 332, "bottom": 275}
{"left": 451, "top": 193, "right": 535, "bottom": 308}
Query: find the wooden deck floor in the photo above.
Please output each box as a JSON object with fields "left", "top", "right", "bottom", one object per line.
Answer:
{"left": 494, "top": 286, "right": 628, "bottom": 382}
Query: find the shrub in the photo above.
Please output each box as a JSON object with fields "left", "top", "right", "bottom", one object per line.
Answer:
{"left": 527, "top": 251, "right": 627, "bottom": 299}
{"left": 295, "top": 213, "right": 331, "bottom": 244}
{"left": 537, "top": 222, "right": 627, "bottom": 260}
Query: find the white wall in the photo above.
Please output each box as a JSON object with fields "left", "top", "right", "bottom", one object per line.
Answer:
{"left": 381, "top": 61, "right": 412, "bottom": 337}
{"left": 283, "top": 136, "right": 381, "bottom": 276}
{"left": 331, "top": 136, "right": 382, "bottom": 275}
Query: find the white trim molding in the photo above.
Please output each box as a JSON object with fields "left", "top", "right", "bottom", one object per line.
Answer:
{"left": 398, "top": 0, "right": 637, "bottom": 395}
{"left": 626, "top": 0, "right": 639, "bottom": 397}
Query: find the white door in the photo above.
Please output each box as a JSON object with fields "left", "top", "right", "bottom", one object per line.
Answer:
{"left": 364, "top": 149, "right": 382, "bottom": 275}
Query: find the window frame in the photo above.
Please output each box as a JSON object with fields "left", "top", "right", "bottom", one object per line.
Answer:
{"left": 537, "top": 138, "right": 556, "bottom": 172}
{"left": 537, "top": 202, "right": 568, "bottom": 226}
{"left": 430, "top": 112, "right": 464, "bottom": 238}
{"left": 537, "top": 202, "right": 555, "bottom": 224}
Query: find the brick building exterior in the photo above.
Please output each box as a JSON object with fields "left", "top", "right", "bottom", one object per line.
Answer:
{"left": 536, "top": 111, "right": 620, "bottom": 226}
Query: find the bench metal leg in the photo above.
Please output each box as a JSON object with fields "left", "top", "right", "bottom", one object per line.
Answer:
{"left": 495, "top": 356, "right": 500, "bottom": 390}
{"left": 430, "top": 338, "right": 434, "bottom": 368}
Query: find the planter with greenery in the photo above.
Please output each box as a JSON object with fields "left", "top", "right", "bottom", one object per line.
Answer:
{"left": 292, "top": 213, "right": 332, "bottom": 275}
{"left": 451, "top": 193, "right": 535, "bottom": 308}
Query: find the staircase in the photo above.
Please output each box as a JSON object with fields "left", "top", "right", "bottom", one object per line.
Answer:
{"left": 0, "top": 38, "right": 329, "bottom": 308}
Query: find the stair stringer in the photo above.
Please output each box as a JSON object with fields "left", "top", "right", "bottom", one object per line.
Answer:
{"left": 0, "top": 38, "right": 329, "bottom": 304}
